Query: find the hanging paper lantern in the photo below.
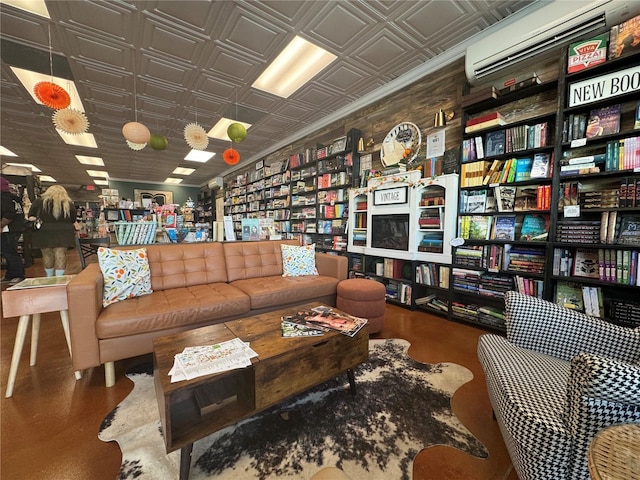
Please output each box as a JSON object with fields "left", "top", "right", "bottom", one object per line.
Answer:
{"left": 126, "top": 140, "right": 146, "bottom": 151}
{"left": 223, "top": 148, "right": 240, "bottom": 165}
{"left": 184, "top": 123, "right": 209, "bottom": 150}
{"left": 227, "top": 122, "right": 247, "bottom": 143}
{"left": 149, "top": 134, "right": 168, "bottom": 151}
{"left": 122, "top": 121, "right": 151, "bottom": 144}
{"left": 52, "top": 108, "right": 89, "bottom": 135}
{"left": 34, "top": 81, "right": 71, "bottom": 109}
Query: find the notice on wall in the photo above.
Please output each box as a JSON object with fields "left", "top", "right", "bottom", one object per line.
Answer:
{"left": 568, "top": 64, "right": 640, "bottom": 107}
{"left": 223, "top": 215, "right": 236, "bottom": 241}
{"left": 426, "top": 130, "right": 445, "bottom": 158}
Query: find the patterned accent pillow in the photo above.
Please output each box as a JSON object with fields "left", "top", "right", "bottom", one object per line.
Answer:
{"left": 97, "top": 247, "right": 153, "bottom": 307}
{"left": 281, "top": 243, "right": 319, "bottom": 277}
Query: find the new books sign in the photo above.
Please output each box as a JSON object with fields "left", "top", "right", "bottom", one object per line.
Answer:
{"left": 568, "top": 64, "right": 640, "bottom": 107}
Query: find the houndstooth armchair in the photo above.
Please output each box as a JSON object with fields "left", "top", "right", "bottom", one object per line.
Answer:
{"left": 477, "top": 291, "right": 640, "bottom": 480}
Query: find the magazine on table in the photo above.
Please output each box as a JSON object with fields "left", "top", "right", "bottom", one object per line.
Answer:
{"left": 168, "top": 337, "right": 258, "bottom": 383}
{"left": 281, "top": 318, "right": 326, "bottom": 337}
{"left": 285, "top": 305, "right": 368, "bottom": 337}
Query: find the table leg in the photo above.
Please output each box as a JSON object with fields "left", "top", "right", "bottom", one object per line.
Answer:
{"left": 30, "top": 313, "right": 41, "bottom": 366}
{"left": 180, "top": 443, "right": 193, "bottom": 480}
{"left": 59, "top": 310, "right": 83, "bottom": 380}
{"left": 347, "top": 368, "right": 356, "bottom": 395}
{"left": 6, "top": 315, "right": 31, "bottom": 398}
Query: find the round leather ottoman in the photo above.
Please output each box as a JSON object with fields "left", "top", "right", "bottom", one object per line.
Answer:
{"left": 337, "top": 278, "right": 386, "bottom": 334}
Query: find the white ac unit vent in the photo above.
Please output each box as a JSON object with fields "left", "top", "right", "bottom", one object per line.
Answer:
{"left": 208, "top": 176, "right": 223, "bottom": 190}
{"left": 465, "top": 0, "right": 636, "bottom": 85}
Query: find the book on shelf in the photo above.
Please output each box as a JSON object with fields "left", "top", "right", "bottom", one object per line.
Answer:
{"left": 581, "top": 286, "right": 604, "bottom": 317}
{"left": 572, "top": 248, "right": 600, "bottom": 279}
{"left": 586, "top": 104, "right": 621, "bottom": 138}
{"left": 464, "top": 116, "right": 508, "bottom": 133}
{"left": 513, "top": 186, "right": 539, "bottom": 211}
{"left": 519, "top": 214, "right": 549, "bottom": 241}
{"left": 494, "top": 185, "right": 516, "bottom": 212}
{"left": 492, "top": 215, "right": 516, "bottom": 241}
{"left": 465, "top": 111, "right": 506, "bottom": 128}
{"left": 555, "top": 281, "right": 584, "bottom": 311}
{"left": 485, "top": 130, "right": 506, "bottom": 156}
{"left": 635, "top": 102, "right": 640, "bottom": 130}
{"left": 460, "top": 215, "right": 492, "bottom": 240}
{"left": 529, "top": 153, "right": 551, "bottom": 179}
{"left": 513, "top": 157, "right": 533, "bottom": 181}
{"left": 615, "top": 214, "right": 640, "bottom": 246}
{"left": 567, "top": 33, "right": 608, "bottom": 74}
{"left": 461, "top": 85, "right": 500, "bottom": 107}
{"left": 464, "top": 189, "right": 487, "bottom": 213}
{"left": 608, "top": 14, "right": 640, "bottom": 60}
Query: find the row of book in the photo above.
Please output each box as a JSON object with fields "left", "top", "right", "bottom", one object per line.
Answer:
{"left": 318, "top": 203, "right": 346, "bottom": 219}
{"left": 353, "top": 212, "right": 367, "bottom": 228}
{"left": 455, "top": 244, "right": 546, "bottom": 274}
{"left": 561, "top": 105, "right": 621, "bottom": 143}
{"left": 461, "top": 121, "right": 550, "bottom": 163}
{"left": 554, "top": 281, "right": 604, "bottom": 318}
{"left": 461, "top": 184, "right": 552, "bottom": 214}
{"left": 452, "top": 268, "right": 514, "bottom": 298}
{"left": 553, "top": 247, "right": 640, "bottom": 285}
{"left": 605, "top": 136, "right": 640, "bottom": 171}
{"left": 451, "top": 301, "right": 506, "bottom": 329}
{"left": 317, "top": 189, "right": 347, "bottom": 204}
{"left": 414, "top": 294, "right": 449, "bottom": 313}
{"left": 480, "top": 153, "right": 552, "bottom": 185}
{"left": 385, "top": 280, "right": 412, "bottom": 305}
{"left": 417, "top": 232, "right": 444, "bottom": 253}
{"left": 415, "top": 263, "right": 450, "bottom": 288}
{"left": 315, "top": 235, "right": 347, "bottom": 252}
{"left": 316, "top": 219, "right": 345, "bottom": 235}
{"left": 459, "top": 213, "right": 549, "bottom": 242}
{"left": 513, "top": 275, "right": 544, "bottom": 299}
{"left": 316, "top": 172, "right": 349, "bottom": 189}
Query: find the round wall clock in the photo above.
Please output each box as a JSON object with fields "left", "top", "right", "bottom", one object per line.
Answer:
{"left": 380, "top": 122, "right": 422, "bottom": 167}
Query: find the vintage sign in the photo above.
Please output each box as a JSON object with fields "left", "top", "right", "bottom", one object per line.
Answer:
{"left": 373, "top": 186, "right": 408, "bottom": 206}
{"left": 568, "top": 64, "right": 640, "bottom": 107}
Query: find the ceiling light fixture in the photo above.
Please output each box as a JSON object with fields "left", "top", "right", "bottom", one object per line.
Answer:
{"left": 0, "top": 146, "right": 18, "bottom": 157}
{"left": 184, "top": 150, "right": 215, "bottom": 162}
{"left": 252, "top": 35, "right": 337, "bottom": 98}
{"left": 2, "top": 0, "right": 50, "bottom": 18}
{"left": 75, "top": 155, "right": 104, "bottom": 166}
{"left": 86, "top": 169, "right": 109, "bottom": 178}
{"left": 38, "top": 175, "right": 56, "bottom": 183}
{"left": 5, "top": 162, "right": 41, "bottom": 172}
{"left": 164, "top": 178, "right": 183, "bottom": 184}
{"left": 93, "top": 179, "right": 109, "bottom": 186}
{"left": 56, "top": 130, "right": 97, "bottom": 148}
{"left": 172, "top": 167, "right": 196, "bottom": 175}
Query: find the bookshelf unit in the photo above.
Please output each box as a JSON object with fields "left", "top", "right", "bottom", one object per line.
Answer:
{"left": 347, "top": 187, "right": 368, "bottom": 253}
{"left": 550, "top": 48, "right": 640, "bottom": 326}
{"left": 453, "top": 76, "right": 559, "bottom": 330}
{"left": 263, "top": 159, "right": 291, "bottom": 237}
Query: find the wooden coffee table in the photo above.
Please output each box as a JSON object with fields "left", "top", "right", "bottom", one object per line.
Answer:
{"left": 152, "top": 302, "right": 369, "bottom": 480}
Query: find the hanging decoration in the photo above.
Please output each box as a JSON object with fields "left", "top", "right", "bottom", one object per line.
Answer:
{"left": 36, "top": 25, "right": 71, "bottom": 110}
{"left": 227, "top": 122, "right": 247, "bottom": 143}
{"left": 52, "top": 108, "right": 89, "bottom": 135}
{"left": 126, "top": 140, "right": 147, "bottom": 151}
{"left": 223, "top": 148, "right": 240, "bottom": 165}
{"left": 122, "top": 121, "right": 150, "bottom": 144}
{"left": 34, "top": 82, "right": 71, "bottom": 110}
{"left": 149, "top": 133, "right": 168, "bottom": 151}
{"left": 184, "top": 122, "right": 209, "bottom": 150}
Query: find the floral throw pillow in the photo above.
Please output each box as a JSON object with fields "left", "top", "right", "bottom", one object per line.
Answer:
{"left": 281, "top": 243, "right": 319, "bottom": 277}
{"left": 97, "top": 247, "right": 153, "bottom": 307}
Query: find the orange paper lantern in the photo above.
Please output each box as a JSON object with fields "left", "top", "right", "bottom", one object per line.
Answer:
{"left": 34, "top": 81, "right": 71, "bottom": 109}
{"left": 122, "top": 121, "right": 151, "bottom": 144}
{"left": 223, "top": 148, "right": 240, "bottom": 165}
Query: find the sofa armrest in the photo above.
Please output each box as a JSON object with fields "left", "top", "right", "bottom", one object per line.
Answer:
{"left": 564, "top": 352, "right": 640, "bottom": 479}
{"left": 315, "top": 252, "right": 348, "bottom": 281}
{"left": 67, "top": 263, "right": 104, "bottom": 370}
{"left": 504, "top": 291, "right": 640, "bottom": 363}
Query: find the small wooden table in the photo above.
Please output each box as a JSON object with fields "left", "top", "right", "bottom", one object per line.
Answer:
{"left": 588, "top": 423, "right": 640, "bottom": 479}
{"left": 153, "top": 303, "right": 369, "bottom": 480}
{"left": 2, "top": 275, "right": 81, "bottom": 398}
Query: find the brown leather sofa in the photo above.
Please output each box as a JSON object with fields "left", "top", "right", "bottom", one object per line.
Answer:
{"left": 67, "top": 239, "right": 347, "bottom": 387}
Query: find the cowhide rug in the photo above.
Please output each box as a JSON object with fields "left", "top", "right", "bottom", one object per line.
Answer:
{"left": 99, "top": 338, "right": 487, "bottom": 480}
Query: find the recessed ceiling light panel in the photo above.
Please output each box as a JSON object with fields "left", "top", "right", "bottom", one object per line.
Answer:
{"left": 75, "top": 155, "right": 104, "bottom": 166}
{"left": 0, "top": 146, "right": 18, "bottom": 157}
{"left": 86, "top": 169, "right": 109, "bottom": 178}
{"left": 252, "top": 35, "right": 337, "bottom": 98}
{"left": 184, "top": 150, "right": 215, "bottom": 162}
{"left": 172, "top": 167, "right": 196, "bottom": 175}
{"left": 164, "top": 178, "right": 183, "bottom": 184}
{"left": 6, "top": 162, "right": 41, "bottom": 172}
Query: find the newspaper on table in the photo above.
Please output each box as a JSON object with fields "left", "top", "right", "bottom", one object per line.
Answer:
{"left": 168, "top": 337, "right": 258, "bottom": 383}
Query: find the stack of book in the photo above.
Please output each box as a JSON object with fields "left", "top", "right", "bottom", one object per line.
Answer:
{"left": 478, "top": 273, "right": 514, "bottom": 298}
{"left": 464, "top": 111, "right": 507, "bottom": 133}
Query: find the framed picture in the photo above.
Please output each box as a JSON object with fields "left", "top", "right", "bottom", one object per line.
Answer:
{"left": 255, "top": 160, "right": 264, "bottom": 170}
{"left": 332, "top": 136, "right": 347, "bottom": 153}
{"left": 134, "top": 189, "right": 173, "bottom": 207}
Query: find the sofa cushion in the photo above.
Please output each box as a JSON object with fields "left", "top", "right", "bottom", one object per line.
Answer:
{"left": 281, "top": 243, "right": 319, "bottom": 276}
{"left": 96, "top": 283, "right": 250, "bottom": 339}
{"left": 478, "top": 333, "right": 571, "bottom": 479}
{"left": 142, "top": 242, "right": 229, "bottom": 291}
{"left": 230, "top": 275, "right": 339, "bottom": 310}
{"left": 98, "top": 247, "right": 153, "bottom": 307}
{"left": 223, "top": 239, "right": 298, "bottom": 282}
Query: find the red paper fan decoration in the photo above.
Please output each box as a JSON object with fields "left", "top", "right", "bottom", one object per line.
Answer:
{"left": 223, "top": 148, "right": 240, "bottom": 165}
{"left": 34, "top": 81, "right": 71, "bottom": 109}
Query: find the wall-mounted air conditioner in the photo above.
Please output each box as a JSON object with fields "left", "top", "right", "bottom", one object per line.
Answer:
{"left": 465, "top": 0, "right": 636, "bottom": 85}
{"left": 208, "top": 177, "right": 224, "bottom": 190}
